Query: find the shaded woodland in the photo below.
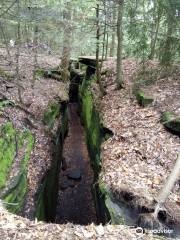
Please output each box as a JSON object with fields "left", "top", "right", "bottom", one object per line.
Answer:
{"left": 0, "top": 0, "right": 180, "bottom": 239}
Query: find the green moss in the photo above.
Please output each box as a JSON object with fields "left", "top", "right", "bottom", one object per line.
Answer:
{"left": 35, "top": 104, "right": 68, "bottom": 221}
{"left": 135, "top": 90, "right": 154, "bottom": 107}
{"left": 34, "top": 68, "right": 45, "bottom": 78}
{"left": 0, "top": 122, "right": 16, "bottom": 189}
{"left": 79, "top": 70, "right": 127, "bottom": 224}
{"left": 161, "top": 112, "right": 180, "bottom": 134}
{"left": 3, "top": 171, "right": 27, "bottom": 213}
{"left": 81, "top": 89, "right": 102, "bottom": 171}
{"left": 43, "top": 101, "right": 60, "bottom": 129}
{"left": 0, "top": 100, "right": 15, "bottom": 110}
{"left": 1, "top": 128, "right": 34, "bottom": 214}
{"left": 105, "top": 197, "right": 125, "bottom": 224}
{"left": 35, "top": 181, "right": 46, "bottom": 220}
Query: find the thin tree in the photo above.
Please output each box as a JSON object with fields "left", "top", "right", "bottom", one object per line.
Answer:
{"left": 116, "top": 0, "right": 124, "bottom": 89}
{"left": 16, "top": 0, "right": 23, "bottom": 103}
{"left": 149, "top": 0, "right": 162, "bottom": 60}
{"left": 60, "top": 1, "right": 72, "bottom": 82}
{"left": 109, "top": 0, "right": 116, "bottom": 57}
{"left": 96, "top": 3, "right": 106, "bottom": 96}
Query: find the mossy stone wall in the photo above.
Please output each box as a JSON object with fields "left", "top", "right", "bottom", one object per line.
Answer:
{"left": 35, "top": 103, "right": 68, "bottom": 221}
{"left": 79, "top": 68, "right": 126, "bottom": 224}
{"left": 0, "top": 123, "right": 34, "bottom": 214}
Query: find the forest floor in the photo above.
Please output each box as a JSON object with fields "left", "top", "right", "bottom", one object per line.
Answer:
{"left": 0, "top": 49, "right": 179, "bottom": 239}
{"left": 99, "top": 58, "right": 180, "bottom": 227}
{"left": 0, "top": 48, "right": 68, "bottom": 219}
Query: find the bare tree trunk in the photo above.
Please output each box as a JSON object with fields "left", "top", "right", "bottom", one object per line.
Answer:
{"left": 16, "top": 0, "right": 22, "bottom": 103}
{"left": 0, "top": 22, "right": 11, "bottom": 61}
{"left": 105, "top": 33, "right": 109, "bottom": 60}
{"left": 116, "top": 0, "right": 124, "bottom": 89}
{"left": 149, "top": 1, "right": 161, "bottom": 60}
{"left": 109, "top": 1, "right": 116, "bottom": 57}
{"left": 154, "top": 154, "right": 180, "bottom": 215}
{"left": 96, "top": 3, "right": 101, "bottom": 83}
{"left": 32, "top": 23, "right": 38, "bottom": 88}
{"left": 60, "top": 2, "right": 72, "bottom": 82}
{"left": 96, "top": 3, "right": 105, "bottom": 96}
{"left": 100, "top": 1, "right": 107, "bottom": 71}
{"left": 160, "top": 13, "right": 174, "bottom": 67}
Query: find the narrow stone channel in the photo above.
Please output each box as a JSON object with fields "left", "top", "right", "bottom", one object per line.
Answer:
{"left": 55, "top": 103, "right": 97, "bottom": 225}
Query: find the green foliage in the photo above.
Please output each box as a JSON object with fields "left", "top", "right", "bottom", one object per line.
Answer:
{"left": 35, "top": 181, "right": 46, "bottom": 220}
{"left": 0, "top": 100, "right": 15, "bottom": 110}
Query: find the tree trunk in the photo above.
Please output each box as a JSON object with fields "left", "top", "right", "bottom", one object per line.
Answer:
{"left": 32, "top": 23, "right": 38, "bottom": 88}
{"left": 160, "top": 12, "right": 174, "bottom": 67}
{"left": 149, "top": 2, "right": 161, "bottom": 60}
{"left": 60, "top": 2, "right": 72, "bottom": 82}
{"left": 116, "top": 0, "right": 124, "bottom": 89}
{"left": 16, "top": 0, "right": 22, "bottom": 103}
{"left": 96, "top": 3, "right": 106, "bottom": 96}
{"left": 105, "top": 33, "right": 109, "bottom": 60}
{"left": 109, "top": 1, "right": 116, "bottom": 57}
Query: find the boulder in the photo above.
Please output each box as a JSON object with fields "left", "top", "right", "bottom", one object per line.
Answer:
{"left": 136, "top": 90, "right": 154, "bottom": 107}
{"left": 67, "top": 169, "right": 82, "bottom": 180}
{"left": 161, "top": 112, "right": 180, "bottom": 135}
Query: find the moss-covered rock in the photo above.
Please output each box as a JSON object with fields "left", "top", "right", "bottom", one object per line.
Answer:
{"left": 80, "top": 86, "right": 102, "bottom": 172}
{"left": 136, "top": 90, "right": 154, "bottom": 107}
{"left": 35, "top": 104, "right": 68, "bottom": 221}
{"left": 34, "top": 68, "right": 62, "bottom": 81}
{"left": 3, "top": 171, "right": 28, "bottom": 213}
{"left": 0, "top": 122, "right": 16, "bottom": 189}
{"left": 1, "top": 127, "right": 34, "bottom": 214}
{"left": 161, "top": 112, "right": 180, "bottom": 135}
{"left": 43, "top": 101, "right": 60, "bottom": 129}
{"left": 34, "top": 181, "right": 46, "bottom": 220}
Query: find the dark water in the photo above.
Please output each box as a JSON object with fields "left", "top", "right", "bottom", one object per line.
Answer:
{"left": 55, "top": 103, "right": 97, "bottom": 224}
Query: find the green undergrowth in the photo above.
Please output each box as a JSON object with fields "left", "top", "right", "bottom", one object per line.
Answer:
{"left": 43, "top": 101, "right": 60, "bottom": 129}
{"left": 0, "top": 100, "right": 15, "bottom": 110}
{"left": 0, "top": 122, "right": 34, "bottom": 214}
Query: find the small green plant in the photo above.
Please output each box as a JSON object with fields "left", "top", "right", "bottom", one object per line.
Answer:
{"left": 0, "top": 100, "right": 15, "bottom": 110}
